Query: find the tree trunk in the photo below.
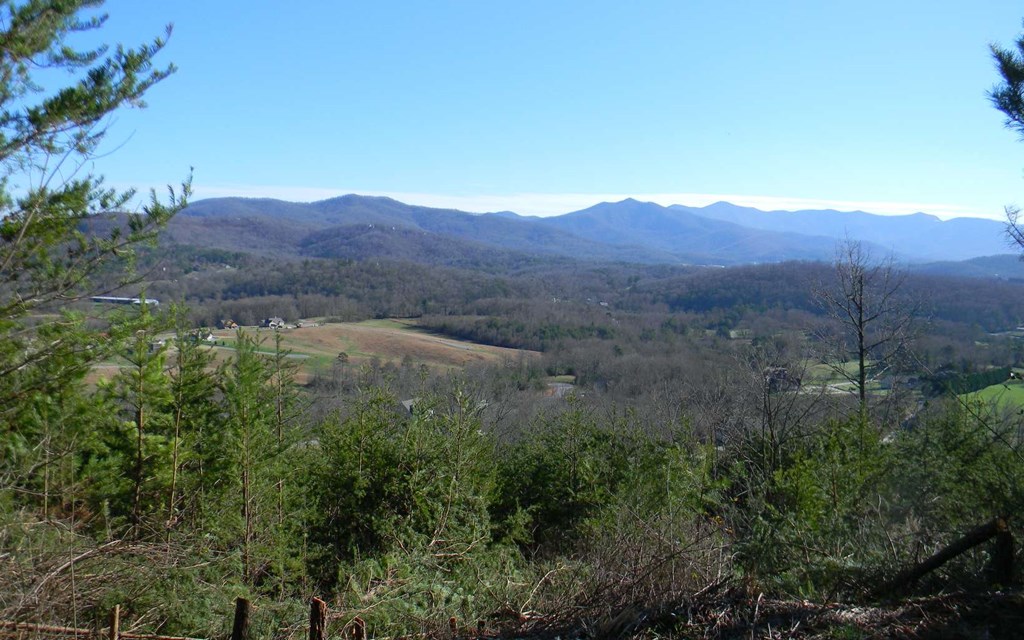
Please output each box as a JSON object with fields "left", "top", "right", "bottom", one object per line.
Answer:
{"left": 309, "top": 597, "right": 327, "bottom": 640}
{"left": 109, "top": 604, "right": 120, "bottom": 640}
{"left": 231, "top": 597, "right": 251, "bottom": 640}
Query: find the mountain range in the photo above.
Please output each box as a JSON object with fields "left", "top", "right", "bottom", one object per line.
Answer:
{"left": 166, "top": 195, "right": 1019, "bottom": 273}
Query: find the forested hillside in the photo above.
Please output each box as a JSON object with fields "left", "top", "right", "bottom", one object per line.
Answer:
{"left": 167, "top": 193, "right": 1013, "bottom": 268}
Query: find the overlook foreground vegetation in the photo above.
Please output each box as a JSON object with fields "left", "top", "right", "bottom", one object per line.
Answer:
{"left": 4, "top": 3, "right": 1024, "bottom": 639}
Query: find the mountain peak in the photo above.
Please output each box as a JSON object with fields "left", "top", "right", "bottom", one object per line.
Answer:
{"left": 314, "top": 193, "right": 402, "bottom": 206}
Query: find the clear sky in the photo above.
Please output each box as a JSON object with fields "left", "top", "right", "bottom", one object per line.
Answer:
{"left": 84, "top": 1, "right": 1024, "bottom": 219}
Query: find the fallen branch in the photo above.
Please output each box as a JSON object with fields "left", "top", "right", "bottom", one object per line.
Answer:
{"left": 0, "top": 619, "right": 206, "bottom": 640}
{"left": 27, "top": 540, "right": 123, "bottom": 601}
{"left": 875, "top": 517, "right": 1012, "bottom": 597}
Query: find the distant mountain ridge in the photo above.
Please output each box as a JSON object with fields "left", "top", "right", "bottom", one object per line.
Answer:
{"left": 537, "top": 198, "right": 881, "bottom": 263}
{"left": 674, "top": 201, "right": 1010, "bottom": 262}
{"left": 173, "top": 196, "right": 684, "bottom": 265}
{"left": 169, "top": 194, "right": 1014, "bottom": 269}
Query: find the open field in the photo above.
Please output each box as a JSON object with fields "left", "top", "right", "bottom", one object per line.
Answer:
{"left": 237, "top": 318, "right": 539, "bottom": 376}
{"left": 964, "top": 379, "right": 1024, "bottom": 411}
{"left": 90, "top": 319, "right": 540, "bottom": 385}
{"left": 803, "top": 359, "right": 876, "bottom": 383}
{"left": 800, "top": 359, "right": 887, "bottom": 395}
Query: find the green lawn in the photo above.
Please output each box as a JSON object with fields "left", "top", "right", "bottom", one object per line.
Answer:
{"left": 964, "top": 379, "right": 1024, "bottom": 410}
{"left": 803, "top": 360, "right": 874, "bottom": 384}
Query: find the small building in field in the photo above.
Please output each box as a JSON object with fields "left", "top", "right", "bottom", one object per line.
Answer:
{"left": 187, "top": 330, "right": 216, "bottom": 344}
{"left": 263, "top": 317, "right": 285, "bottom": 329}
{"left": 91, "top": 296, "right": 160, "bottom": 306}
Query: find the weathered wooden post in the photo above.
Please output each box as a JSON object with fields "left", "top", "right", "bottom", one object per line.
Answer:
{"left": 231, "top": 597, "right": 251, "bottom": 640}
{"left": 108, "top": 605, "right": 120, "bottom": 640}
{"left": 350, "top": 616, "right": 366, "bottom": 640}
{"left": 991, "top": 516, "right": 1014, "bottom": 586}
{"left": 309, "top": 597, "right": 327, "bottom": 640}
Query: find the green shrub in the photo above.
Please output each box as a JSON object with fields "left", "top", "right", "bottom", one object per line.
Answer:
{"left": 305, "top": 386, "right": 524, "bottom": 632}
{"left": 490, "top": 399, "right": 641, "bottom": 554}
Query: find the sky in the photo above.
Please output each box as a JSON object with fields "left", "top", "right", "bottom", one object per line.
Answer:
{"left": 77, "top": 1, "right": 1024, "bottom": 219}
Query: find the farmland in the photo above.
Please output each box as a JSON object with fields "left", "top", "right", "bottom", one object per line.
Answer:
{"left": 266, "top": 318, "right": 536, "bottom": 368}
{"left": 92, "top": 319, "right": 540, "bottom": 385}
{"left": 228, "top": 318, "right": 536, "bottom": 376}
{"left": 965, "top": 377, "right": 1024, "bottom": 411}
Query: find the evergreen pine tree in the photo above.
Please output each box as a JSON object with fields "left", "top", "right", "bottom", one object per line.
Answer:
{"left": 103, "top": 301, "right": 173, "bottom": 537}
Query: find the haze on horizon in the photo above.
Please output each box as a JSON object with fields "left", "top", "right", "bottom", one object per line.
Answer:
{"left": 93, "top": 1, "right": 1024, "bottom": 222}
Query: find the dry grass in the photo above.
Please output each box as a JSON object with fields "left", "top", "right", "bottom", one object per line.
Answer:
{"left": 88, "top": 319, "right": 540, "bottom": 385}
{"left": 275, "top": 319, "right": 534, "bottom": 367}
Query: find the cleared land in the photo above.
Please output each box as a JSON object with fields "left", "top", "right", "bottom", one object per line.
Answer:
{"left": 91, "top": 319, "right": 544, "bottom": 385}
{"left": 234, "top": 318, "right": 539, "bottom": 372}
{"left": 802, "top": 359, "right": 889, "bottom": 394}
{"left": 965, "top": 378, "right": 1024, "bottom": 411}
{"left": 87, "top": 319, "right": 539, "bottom": 385}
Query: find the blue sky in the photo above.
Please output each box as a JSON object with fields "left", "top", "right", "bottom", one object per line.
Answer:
{"left": 86, "top": 1, "right": 1024, "bottom": 219}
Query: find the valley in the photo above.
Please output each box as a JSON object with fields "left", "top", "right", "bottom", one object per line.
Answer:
{"left": 14, "top": 195, "right": 1024, "bottom": 640}
{"left": 6, "top": 4, "right": 1024, "bottom": 638}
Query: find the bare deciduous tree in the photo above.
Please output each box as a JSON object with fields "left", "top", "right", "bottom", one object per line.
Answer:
{"left": 745, "top": 338, "right": 825, "bottom": 475}
{"left": 814, "top": 240, "right": 918, "bottom": 418}
{"left": 1006, "top": 206, "right": 1024, "bottom": 251}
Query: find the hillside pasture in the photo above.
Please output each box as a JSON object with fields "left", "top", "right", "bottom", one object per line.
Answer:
{"left": 964, "top": 378, "right": 1024, "bottom": 411}
{"left": 88, "top": 319, "right": 540, "bottom": 385}
{"left": 211, "top": 319, "right": 539, "bottom": 382}
{"left": 271, "top": 318, "right": 536, "bottom": 367}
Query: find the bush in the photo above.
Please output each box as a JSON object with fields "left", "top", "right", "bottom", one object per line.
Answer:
{"left": 305, "top": 386, "right": 524, "bottom": 633}
{"left": 730, "top": 417, "right": 894, "bottom": 598}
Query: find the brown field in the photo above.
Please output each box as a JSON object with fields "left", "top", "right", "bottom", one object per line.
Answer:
{"left": 261, "top": 318, "right": 535, "bottom": 366}
{"left": 89, "top": 319, "right": 539, "bottom": 386}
